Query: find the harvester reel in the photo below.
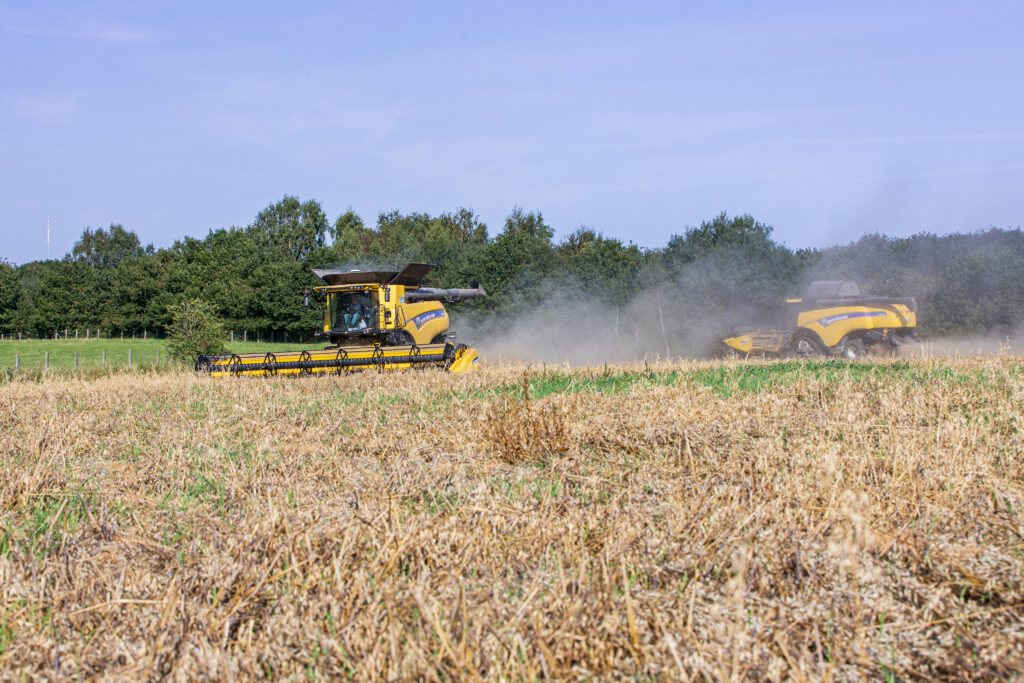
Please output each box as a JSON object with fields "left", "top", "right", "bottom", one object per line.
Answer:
{"left": 333, "top": 348, "right": 348, "bottom": 375}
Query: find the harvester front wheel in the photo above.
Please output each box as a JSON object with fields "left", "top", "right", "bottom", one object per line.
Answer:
{"left": 385, "top": 330, "right": 415, "bottom": 346}
{"left": 792, "top": 333, "right": 825, "bottom": 358}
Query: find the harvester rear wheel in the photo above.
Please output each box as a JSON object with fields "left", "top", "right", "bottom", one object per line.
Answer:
{"left": 840, "top": 338, "right": 867, "bottom": 359}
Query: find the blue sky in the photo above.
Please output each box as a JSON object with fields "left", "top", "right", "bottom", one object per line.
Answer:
{"left": 2, "top": 1, "right": 1022, "bottom": 265}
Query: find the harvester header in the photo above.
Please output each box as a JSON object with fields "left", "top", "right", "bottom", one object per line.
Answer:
{"left": 198, "top": 263, "right": 487, "bottom": 377}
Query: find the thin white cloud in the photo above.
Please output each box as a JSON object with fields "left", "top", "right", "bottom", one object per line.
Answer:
{"left": 6, "top": 91, "right": 85, "bottom": 122}
{"left": 837, "top": 163, "right": 1024, "bottom": 186}
{"left": 0, "top": 8, "right": 148, "bottom": 42}
{"left": 764, "top": 133, "right": 1024, "bottom": 145}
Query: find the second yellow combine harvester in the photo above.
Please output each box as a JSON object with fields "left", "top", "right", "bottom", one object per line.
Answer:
{"left": 198, "top": 263, "right": 486, "bottom": 377}
{"left": 723, "top": 280, "right": 919, "bottom": 358}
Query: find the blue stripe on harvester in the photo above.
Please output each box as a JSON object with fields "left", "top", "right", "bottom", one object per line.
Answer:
{"left": 816, "top": 311, "right": 887, "bottom": 327}
{"left": 410, "top": 310, "right": 446, "bottom": 329}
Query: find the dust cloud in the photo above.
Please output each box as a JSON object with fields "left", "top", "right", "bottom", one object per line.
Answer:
{"left": 457, "top": 272, "right": 756, "bottom": 365}
{"left": 898, "top": 331, "right": 1018, "bottom": 358}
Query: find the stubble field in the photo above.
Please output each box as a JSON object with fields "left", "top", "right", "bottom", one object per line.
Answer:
{"left": 1, "top": 357, "right": 1022, "bottom": 680}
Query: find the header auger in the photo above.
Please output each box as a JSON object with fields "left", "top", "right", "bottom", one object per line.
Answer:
{"left": 197, "top": 263, "right": 486, "bottom": 377}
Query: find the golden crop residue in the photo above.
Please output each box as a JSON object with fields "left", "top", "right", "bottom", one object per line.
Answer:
{"left": 483, "top": 373, "right": 570, "bottom": 464}
{"left": 0, "top": 357, "right": 1021, "bottom": 680}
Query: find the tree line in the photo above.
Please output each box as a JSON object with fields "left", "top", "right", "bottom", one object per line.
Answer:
{"left": 1, "top": 195, "right": 1022, "bottom": 353}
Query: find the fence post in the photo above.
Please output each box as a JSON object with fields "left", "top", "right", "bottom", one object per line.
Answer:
{"left": 14, "top": 353, "right": 18, "bottom": 370}
{"left": 102, "top": 350, "right": 106, "bottom": 368}
{"left": 121, "top": 330, "right": 123, "bottom": 339}
{"left": 86, "top": 328, "right": 90, "bottom": 339}
{"left": 231, "top": 330, "right": 234, "bottom": 342}
{"left": 75, "top": 351, "right": 78, "bottom": 372}
{"left": 244, "top": 330, "right": 247, "bottom": 342}
{"left": 156, "top": 349, "right": 160, "bottom": 366}
{"left": 45, "top": 351, "right": 49, "bottom": 370}
{"left": 144, "top": 328, "right": 147, "bottom": 340}
{"left": 76, "top": 329, "right": 79, "bottom": 339}
{"left": 129, "top": 348, "right": 133, "bottom": 368}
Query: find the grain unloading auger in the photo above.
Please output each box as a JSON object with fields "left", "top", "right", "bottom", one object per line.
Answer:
{"left": 197, "top": 263, "right": 486, "bottom": 377}
{"left": 722, "top": 280, "right": 919, "bottom": 358}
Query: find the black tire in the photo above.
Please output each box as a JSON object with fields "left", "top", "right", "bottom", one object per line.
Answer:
{"left": 385, "top": 330, "right": 414, "bottom": 346}
{"left": 840, "top": 337, "right": 867, "bottom": 359}
{"left": 430, "top": 334, "right": 447, "bottom": 345}
{"left": 792, "top": 333, "right": 825, "bottom": 357}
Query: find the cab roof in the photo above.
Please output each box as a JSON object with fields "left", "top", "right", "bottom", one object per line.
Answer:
{"left": 312, "top": 263, "right": 435, "bottom": 287}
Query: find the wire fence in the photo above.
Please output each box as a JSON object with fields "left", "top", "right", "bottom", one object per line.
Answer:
{"left": 0, "top": 330, "right": 323, "bottom": 373}
{"left": 2, "top": 347, "right": 165, "bottom": 373}
{"left": 7, "top": 350, "right": 157, "bottom": 370}
{"left": 0, "top": 329, "right": 316, "bottom": 343}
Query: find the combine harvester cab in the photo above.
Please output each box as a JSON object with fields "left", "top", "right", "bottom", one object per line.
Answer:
{"left": 197, "top": 263, "right": 486, "bottom": 377}
{"left": 723, "top": 280, "right": 919, "bottom": 358}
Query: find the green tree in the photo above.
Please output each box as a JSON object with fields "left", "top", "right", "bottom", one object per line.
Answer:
{"left": 248, "top": 196, "right": 329, "bottom": 261}
{"left": 0, "top": 259, "right": 17, "bottom": 329}
{"left": 329, "top": 210, "right": 373, "bottom": 260}
{"left": 657, "top": 212, "right": 803, "bottom": 354}
{"left": 166, "top": 298, "right": 228, "bottom": 363}
{"left": 558, "top": 228, "right": 643, "bottom": 306}
{"left": 71, "top": 224, "right": 149, "bottom": 267}
{"left": 474, "top": 207, "right": 557, "bottom": 311}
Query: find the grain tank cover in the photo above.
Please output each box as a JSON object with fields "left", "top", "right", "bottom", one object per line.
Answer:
{"left": 804, "top": 281, "right": 861, "bottom": 300}
{"left": 389, "top": 263, "right": 436, "bottom": 286}
{"left": 312, "top": 263, "right": 436, "bottom": 287}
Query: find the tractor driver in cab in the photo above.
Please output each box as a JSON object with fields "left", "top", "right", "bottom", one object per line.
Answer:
{"left": 339, "top": 298, "right": 371, "bottom": 331}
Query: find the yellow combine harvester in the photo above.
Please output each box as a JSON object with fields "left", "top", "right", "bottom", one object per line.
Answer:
{"left": 197, "top": 263, "right": 486, "bottom": 377}
{"left": 722, "top": 281, "right": 919, "bottom": 358}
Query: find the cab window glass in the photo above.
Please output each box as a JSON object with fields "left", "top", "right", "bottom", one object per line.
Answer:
{"left": 330, "top": 291, "right": 374, "bottom": 331}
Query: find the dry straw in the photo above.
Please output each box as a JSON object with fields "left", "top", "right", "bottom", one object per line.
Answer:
{"left": 0, "top": 357, "right": 1022, "bottom": 680}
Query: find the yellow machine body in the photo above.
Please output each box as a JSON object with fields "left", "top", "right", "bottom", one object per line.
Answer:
{"left": 318, "top": 283, "right": 449, "bottom": 346}
{"left": 197, "top": 263, "right": 485, "bottom": 376}
{"left": 722, "top": 281, "right": 919, "bottom": 358}
{"left": 796, "top": 303, "right": 915, "bottom": 348}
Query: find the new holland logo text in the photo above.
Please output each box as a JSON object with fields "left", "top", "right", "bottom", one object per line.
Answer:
{"left": 816, "top": 311, "right": 886, "bottom": 327}
{"left": 411, "top": 310, "right": 446, "bottom": 329}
